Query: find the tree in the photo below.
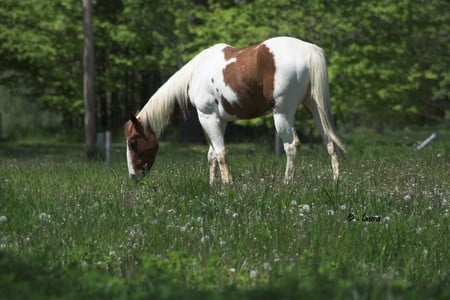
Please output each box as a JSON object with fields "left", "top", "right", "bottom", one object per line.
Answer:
{"left": 0, "top": 0, "right": 448, "bottom": 140}
{"left": 83, "top": 0, "right": 96, "bottom": 159}
{"left": 0, "top": 0, "right": 84, "bottom": 123}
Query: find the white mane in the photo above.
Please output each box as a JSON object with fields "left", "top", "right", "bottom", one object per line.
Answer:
{"left": 137, "top": 53, "right": 201, "bottom": 137}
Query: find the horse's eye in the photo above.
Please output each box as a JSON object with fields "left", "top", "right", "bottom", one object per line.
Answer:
{"left": 128, "top": 139, "right": 138, "bottom": 150}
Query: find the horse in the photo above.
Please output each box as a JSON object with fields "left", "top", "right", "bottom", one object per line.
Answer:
{"left": 124, "top": 36, "right": 345, "bottom": 184}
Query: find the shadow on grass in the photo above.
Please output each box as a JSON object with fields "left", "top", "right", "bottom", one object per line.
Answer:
{"left": 1, "top": 251, "right": 447, "bottom": 300}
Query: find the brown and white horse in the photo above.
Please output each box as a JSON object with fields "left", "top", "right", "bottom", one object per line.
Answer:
{"left": 124, "top": 36, "right": 345, "bottom": 184}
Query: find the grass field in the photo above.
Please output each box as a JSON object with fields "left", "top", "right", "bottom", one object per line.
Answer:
{"left": 0, "top": 127, "right": 449, "bottom": 299}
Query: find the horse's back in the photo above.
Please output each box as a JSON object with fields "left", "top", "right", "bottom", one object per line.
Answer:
{"left": 189, "top": 36, "right": 318, "bottom": 120}
{"left": 263, "top": 36, "right": 318, "bottom": 52}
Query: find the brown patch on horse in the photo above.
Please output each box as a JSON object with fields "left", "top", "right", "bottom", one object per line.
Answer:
{"left": 124, "top": 114, "right": 159, "bottom": 174}
{"left": 221, "top": 43, "right": 276, "bottom": 119}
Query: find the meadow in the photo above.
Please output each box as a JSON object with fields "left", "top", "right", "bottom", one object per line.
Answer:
{"left": 0, "top": 128, "right": 449, "bottom": 299}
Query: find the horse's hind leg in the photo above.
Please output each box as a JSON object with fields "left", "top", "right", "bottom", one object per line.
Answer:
{"left": 284, "top": 133, "right": 301, "bottom": 183}
{"left": 327, "top": 141, "right": 339, "bottom": 181}
{"left": 273, "top": 112, "right": 301, "bottom": 183}
{"left": 304, "top": 97, "right": 340, "bottom": 180}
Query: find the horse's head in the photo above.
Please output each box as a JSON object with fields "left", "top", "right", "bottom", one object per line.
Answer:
{"left": 124, "top": 113, "right": 159, "bottom": 180}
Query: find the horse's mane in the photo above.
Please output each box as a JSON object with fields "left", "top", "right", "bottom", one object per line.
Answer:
{"left": 138, "top": 52, "right": 204, "bottom": 137}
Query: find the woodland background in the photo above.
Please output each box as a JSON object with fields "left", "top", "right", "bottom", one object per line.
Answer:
{"left": 0, "top": 0, "right": 448, "bottom": 142}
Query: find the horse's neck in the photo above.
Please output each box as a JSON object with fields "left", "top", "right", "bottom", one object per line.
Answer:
{"left": 139, "top": 71, "right": 191, "bottom": 137}
{"left": 138, "top": 50, "right": 207, "bottom": 137}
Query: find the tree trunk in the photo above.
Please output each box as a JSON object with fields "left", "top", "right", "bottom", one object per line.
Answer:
{"left": 83, "top": 0, "right": 96, "bottom": 160}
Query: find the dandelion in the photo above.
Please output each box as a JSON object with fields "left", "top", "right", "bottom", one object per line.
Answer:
{"left": 108, "top": 250, "right": 116, "bottom": 257}
{"left": 404, "top": 194, "right": 411, "bottom": 201}
{"left": 339, "top": 204, "right": 347, "bottom": 210}
{"left": 229, "top": 268, "right": 236, "bottom": 273}
{"left": 249, "top": 269, "right": 257, "bottom": 279}
{"left": 232, "top": 212, "right": 238, "bottom": 218}
{"left": 263, "top": 262, "right": 271, "bottom": 271}
{"left": 326, "top": 209, "right": 335, "bottom": 216}
{"left": 0, "top": 216, "right": 6, "bottom": 222}
{"left": 300, "top": 204, "right": 310, "bottom": 213}
{"left": 39, "top": 212, "right": 51, "bottom": 222}
{"left": 179, "top": 225, "right": 187, "bottom": 233}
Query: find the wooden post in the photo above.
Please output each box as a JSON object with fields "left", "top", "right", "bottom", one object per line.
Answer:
{"left": 106, "top": 131, "right": 112, "bottom": 165}
{"left": 416, "top": 133, "right": 438, "bottom": 150}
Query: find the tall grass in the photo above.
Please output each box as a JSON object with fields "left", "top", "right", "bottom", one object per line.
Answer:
{"left": 0, "top": 128, "right": 448, "bottom": 299}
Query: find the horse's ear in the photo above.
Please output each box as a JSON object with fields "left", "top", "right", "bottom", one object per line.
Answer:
{"left": 129, "top": 113, "right": 139, "bottom": 126}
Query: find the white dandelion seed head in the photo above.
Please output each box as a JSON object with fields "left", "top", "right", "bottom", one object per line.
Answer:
{"left": 249, "top": 269, "right": 257, "bottom": 279}
{"left": 300, "top": 204, "right": 310, "bottom": 213}
{"left": 39, "top": 213, "right": 51, "bottom": 221}
{"left": 0, "top": 216, "right": 7, "bottom": 222}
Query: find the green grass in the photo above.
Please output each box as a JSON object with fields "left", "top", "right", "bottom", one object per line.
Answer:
{"left": 0, "top": 128, "right": 449, "bottom": 299}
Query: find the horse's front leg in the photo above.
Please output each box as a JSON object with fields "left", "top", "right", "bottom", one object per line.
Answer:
{"left": 208, "top": 145, "right": 219, "bottom": 185}
{"left": 215, "top": 148, "right": 233, "bottom": 185}
{"left": 199, "top": 112, "right": 233, "bottom": 185}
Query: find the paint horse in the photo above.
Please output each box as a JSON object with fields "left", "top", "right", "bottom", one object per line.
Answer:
{"left": 124, "top": 36, "right": 345, "bottom": 184}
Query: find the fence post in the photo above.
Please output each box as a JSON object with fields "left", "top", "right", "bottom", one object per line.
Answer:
{"left": 416, "top": 132, "right": 438, "bottom": 151}
{"left": 97, "top": 132, "right": 105, "bottom": 159}
{"left": 106, "top": 130, "right": 112, "bottom": 165}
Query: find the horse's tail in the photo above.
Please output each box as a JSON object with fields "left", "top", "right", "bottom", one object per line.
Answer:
{"left": 308, "top": 45, "right": 345, "bottom": 156}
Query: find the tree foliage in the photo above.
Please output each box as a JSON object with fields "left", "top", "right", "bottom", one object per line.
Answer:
{"left": 0, "top": 0, "right": 448, "bottom": 130}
